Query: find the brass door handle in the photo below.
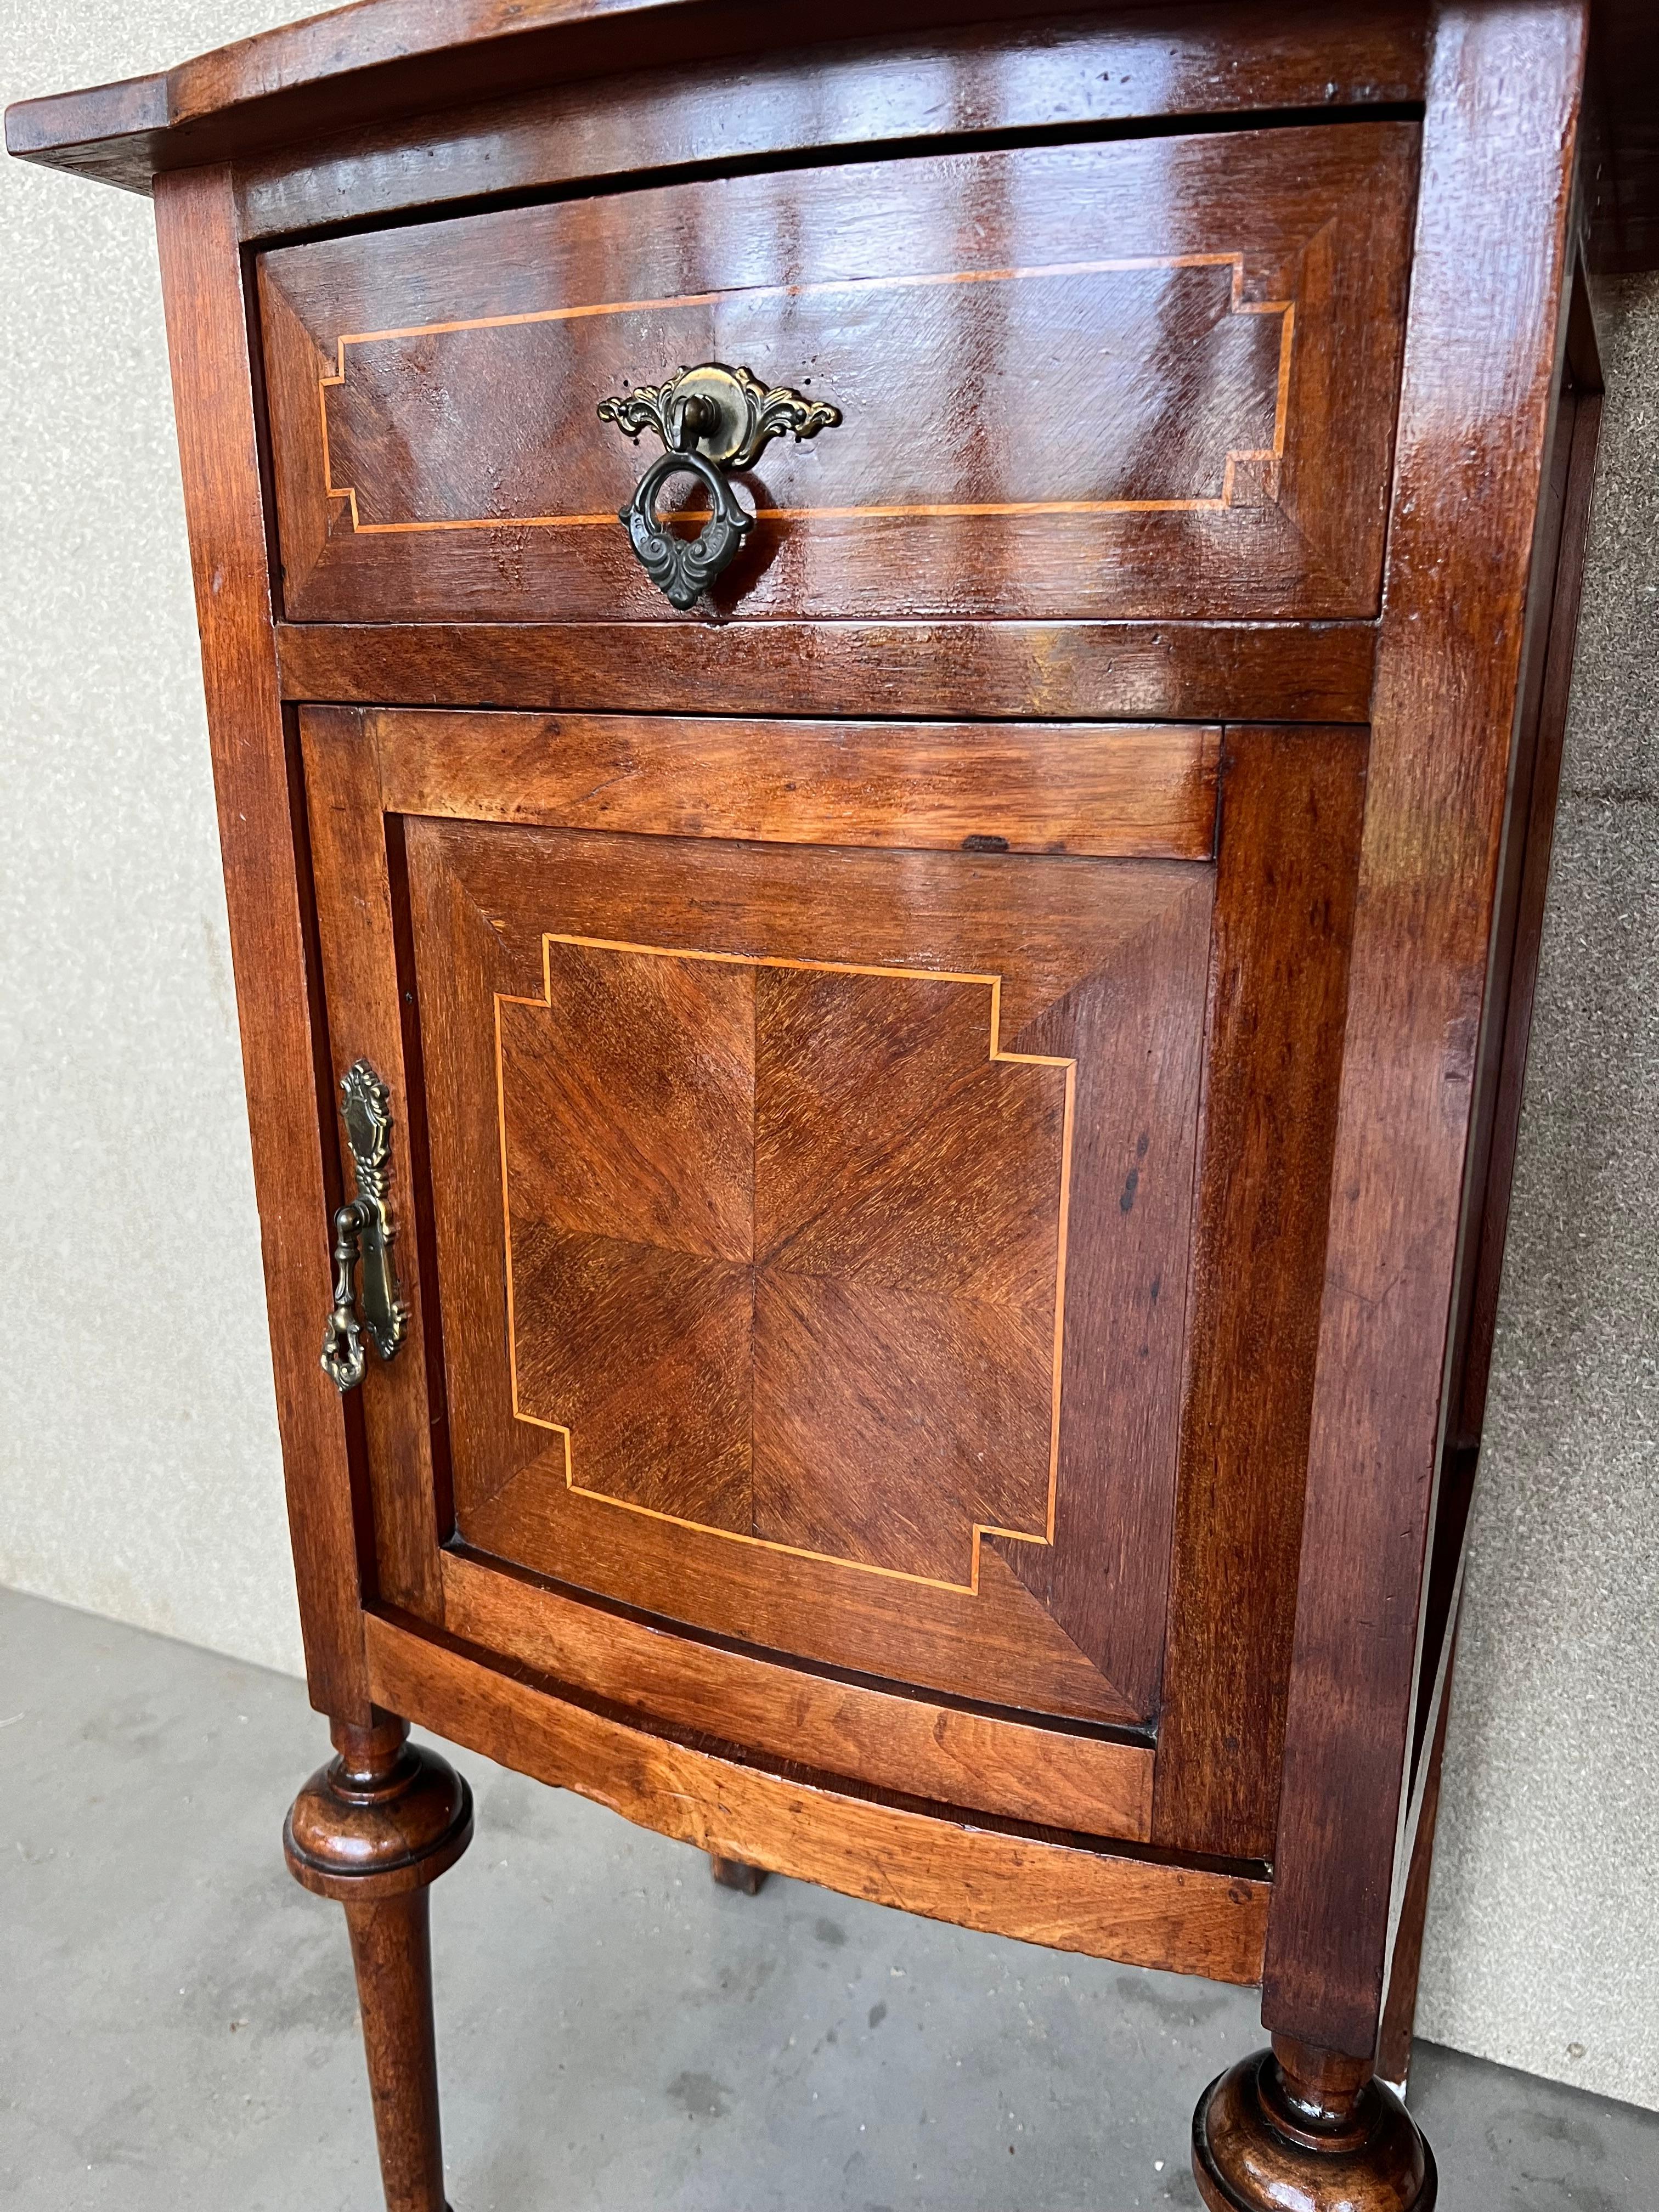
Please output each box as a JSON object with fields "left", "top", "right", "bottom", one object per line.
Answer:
{"left": 320, "top": 1060, "right": 408, "bottom": 1393}
{"left": 597, "top": 363, "right": 840, "bottom": 610}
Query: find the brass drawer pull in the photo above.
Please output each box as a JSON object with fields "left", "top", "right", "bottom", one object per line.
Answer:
{"left": 598, "top": 362, "right": 840, "bottom": 608}
{"left": 617, "top": 445, "right": 752, "bottom": 612}
{"left": 320, "top": 1059, "right": 408, "bottom": 1393}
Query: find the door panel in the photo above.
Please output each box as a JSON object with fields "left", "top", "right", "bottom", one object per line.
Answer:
{"left": 407, "top": 818, "right": 1212, "bottom": 1725}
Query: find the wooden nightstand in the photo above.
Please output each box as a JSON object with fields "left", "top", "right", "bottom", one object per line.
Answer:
{"left": 11, "top": 5, "right": 1654, "bottom": 2203}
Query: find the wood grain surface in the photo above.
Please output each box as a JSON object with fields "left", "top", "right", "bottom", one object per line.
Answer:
{"left": 366, "top": 1611, "right": 1271, "bottom": 1984}
{"left": 501, "top": 938, "right": 1072, "bottom": 1583}
{"left": 442, "top": 1550, "right": 1154, "bottom": 1840}
{"left": 301, "top": 706, "right": 450, "bottom": 1620}
{"left": 9, "top": 0, "right": 1651, "bottom": 275}
{"left": 258, "top": 125, "right": 1415, "bottom": 625}
{"left": 154, "top": 168, "right": 370, "bottom": 1722}
{"left": 1152, "top": 725, "right": 1367, "bottom": 1861}
{"left": 6, "top": 1, "right": 1428, "bottom": 202}
{"left": 367, "top": 709, "right": 1221, "bottom": 860}
{"left": 342, "top": 1895, "right": 448, "bottom": 2212}
{"left": 1404, "top": 302, "right": 1601, "bottom": 1804}
{"left": 230, "top": 7, "right": 1429, "bottom": 240}
{"left": 1446, "top": 289, "right": 1601, "bottom": 1474}
{"left": 406, "top": 814, "right": 1212, "bottom": 1725}
{"left": 1263, "top": 2, "right": 1590, "bottom": 2061}
{"left": 274, "top": 619, "right": 1378, "bottom": 727}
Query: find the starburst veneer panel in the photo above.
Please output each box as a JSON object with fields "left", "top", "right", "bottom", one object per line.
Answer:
{"left": 500, "top": 940, "right": 1073, "bottom": 1588}
{"left": 409, "top": 820, "right": 1212, "bottom": 1724}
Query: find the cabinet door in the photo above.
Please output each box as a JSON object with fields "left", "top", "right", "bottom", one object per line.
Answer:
{"left": 302, "top": 706, "right": 1361, "bottom": 1849}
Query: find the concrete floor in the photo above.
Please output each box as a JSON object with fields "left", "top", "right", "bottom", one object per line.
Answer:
{"left": 3, "top": 1588, "right": 1655, "bottom": 2211}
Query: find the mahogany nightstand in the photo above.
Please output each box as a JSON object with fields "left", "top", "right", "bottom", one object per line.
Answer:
{"left": 11, "top": 4, "right": 1655, "bottom": 2204}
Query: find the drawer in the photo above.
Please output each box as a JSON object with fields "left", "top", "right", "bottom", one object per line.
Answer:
{"left": 300, "top": 703, "right": 1364, "bottom": 1846}
{"left": 261, "top": 122, "right": 1417, "bottom": 627}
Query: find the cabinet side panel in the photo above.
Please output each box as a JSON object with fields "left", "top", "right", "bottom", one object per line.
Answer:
{"left": 1450, "top": 329, "right": 1604, "bottom": 1462}
{"left": 1263, "top": 1, "right": 1588, "bottom": 2057}
{"left": 154, "top": 165, "right": 368, "bottom": 1720}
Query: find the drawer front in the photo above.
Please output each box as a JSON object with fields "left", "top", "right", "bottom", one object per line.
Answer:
{"left": 262, "top": 122, "right": 1415, "bottom": 627}
{"left": 301, "top": 706, "right": 1362, "bottom": 1843}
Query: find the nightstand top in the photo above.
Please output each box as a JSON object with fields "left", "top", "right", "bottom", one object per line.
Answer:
{"left": 4, "top": 0, "right": 1657, "bottom": 270}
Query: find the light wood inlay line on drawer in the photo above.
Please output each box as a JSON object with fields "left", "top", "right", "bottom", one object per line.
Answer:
{"left": 320, "top": 255, "right": 1294, "bottom": 535}
{"left": 368, "top": 710, "right": 1222, "bottom": 860}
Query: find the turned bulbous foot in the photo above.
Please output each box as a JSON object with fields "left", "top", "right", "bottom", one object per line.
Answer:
{"left": 285, "top": 1711, "right": 472, "bottom": 1900}
{"left": 1193, "top": 2037, "right": 1436, "bottom": 2211}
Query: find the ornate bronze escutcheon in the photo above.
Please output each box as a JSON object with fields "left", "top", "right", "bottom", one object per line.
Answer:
{"left": 320, "top": 1058, "right": 409, "bottom": 1392}
{"left": 597, "top": 362, "right": 840, "bottom": 609}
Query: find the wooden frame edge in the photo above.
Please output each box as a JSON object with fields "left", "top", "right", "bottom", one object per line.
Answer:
{"left": 154, "top": 164, "right": 370, "bottom": 1723}
{"left": 274, "top": 620, "right": 1379, "bottom": 726}
{"left": 1262, "top": 0, "right": 1592, "bottom": 2058}
{"left": 440, "top": 1549, "right": 1156, "bottom": 1843}
{"left": 364, "top": 1612, "right": 1270, "bottom": 1986}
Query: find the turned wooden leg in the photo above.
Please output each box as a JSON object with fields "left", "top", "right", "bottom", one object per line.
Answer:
{"left": 284, "top": 1713, "right": 473, "bottom": 2212}
{"left": 343, "top": 1892, "right": 445, "bottom": 2209}
{"left": 709, "top": 1852, "right": 767, "bottom": 1894}
{"left": 1193, "top": 2033, "right": 1436, "bottom": 2211}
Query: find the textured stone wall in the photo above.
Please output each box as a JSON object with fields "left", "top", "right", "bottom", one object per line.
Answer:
{"left": 2, "top": 3, "right": 1654, "bottom": 2111}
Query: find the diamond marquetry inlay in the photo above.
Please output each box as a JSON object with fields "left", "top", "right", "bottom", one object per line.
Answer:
{"left": 496, "top": 935, "right": 1075, "bottom": 1588}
